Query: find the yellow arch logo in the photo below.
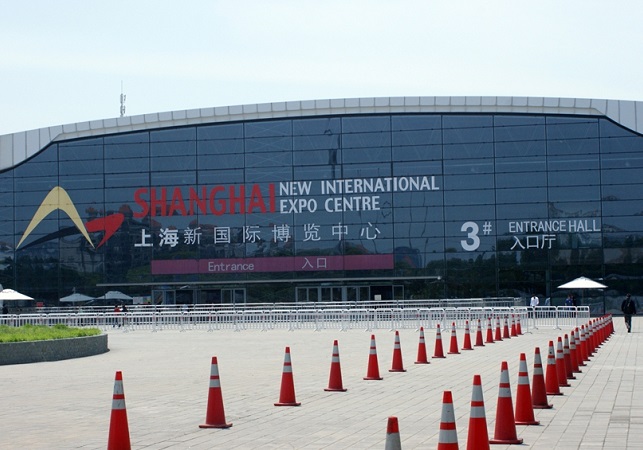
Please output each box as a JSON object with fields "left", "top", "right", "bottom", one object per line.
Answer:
{"left": 17, "top": 186, "right": 94, "bottom": 249}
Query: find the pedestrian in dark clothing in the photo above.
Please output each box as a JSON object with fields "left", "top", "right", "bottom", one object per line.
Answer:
{"left": 621, "top": 293, "right": 636, "bottom": 333}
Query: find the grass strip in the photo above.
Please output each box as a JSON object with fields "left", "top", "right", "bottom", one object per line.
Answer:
{"left": 0, "top": 324, "right": 101, "bottom": 343}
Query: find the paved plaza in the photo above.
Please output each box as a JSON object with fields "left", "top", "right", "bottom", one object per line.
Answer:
{"left": 0, "top": 317, "right": 641, "bottom": 449}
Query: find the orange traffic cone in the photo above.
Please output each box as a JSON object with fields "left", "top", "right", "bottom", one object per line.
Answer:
{"left": 385, "top": 416, "right": 402, "bottom": 450}
{"left": 502, "top": 317, "right": 511, "bottom": 339}
{"left": 514, "top": 353, "right": 539, "bottom": 425}
{"left": 485, "top": 317, "right": 495, "bottom": 344}
{"left": 563, "top": 334, "right": 576, "bottom": 380}
{"left": 587, "top": 321, "right": 596, "bottom": 355}
{"left": 466, "top": 374, "right": 490, "bottom": 450}
{"left": 576, "top": 327, "right": 587, "bottom": 366}
{"left": 364, "top": 334, "right": 384, "bottom": 380}
{"left": 579, "top": 325, "right": 590, "bottom": 363}
{"left": 433, "top": 324, "right": 446, "bottom": 358}
{"left": 437, "top": 390, "right": 459, "bottom": 450}
{"left": 390, "top": 330, "right": 407, "bottom": 372}
{"left": 200, "top": 356, "right": 233, "bottom": 428}
{"left": 494, "top": 317, "right": 503, "bottom": 341}
{"left": 531, "top": 347, "right": 552, "bottom": 409}
{"left": 474, "top": 319, "right": 485, "bottom": 347}
{"left": 107, "top": 371, "right": 131, "bottom": 450}
{"left": 545, "top": 340, "right": 562, "bottom": 396}
{"left": 489, "top": 361, "right": 523, "bottom": 444}
{"left": 570, "top": 330, "right": 581, "bottom": 374}
{"left": 510, "top": 315, "right": 517, "bottom": 337}
{"left": 325, "top": 340, "right": 347, "bottom": 392}
{"left": 415, "top": 326, "right": 430, "bottom": 364}
{"left": 462, "top": 320, "right": 474, "bottom": 350}
{"left": 516, "top": 315, "right": 523, "bottom": 335}
{"left": 275, "top": 347, "right": 301, "bottom": 406}
{"left": 448, "top": 322, "right": 460, "bottom": 355}
{"left": 555, "top": 337, "right": 570, "bottom": 387}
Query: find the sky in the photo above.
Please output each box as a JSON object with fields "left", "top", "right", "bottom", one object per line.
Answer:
{"left": 2, "top": 0, "right": 643, "bottom": 135}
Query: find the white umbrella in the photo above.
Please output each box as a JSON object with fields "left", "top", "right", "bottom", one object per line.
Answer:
{"left": 0, "top": 288, "right": 34, "bottom": 301}
{"left": 59, "top": 292, "right": 94, "bottom": 303}
{"left": 96, "top": 291, "right": 133, "bottom": 301}
{"left": 558, "top": 276, "right": 607, "bottom": 289}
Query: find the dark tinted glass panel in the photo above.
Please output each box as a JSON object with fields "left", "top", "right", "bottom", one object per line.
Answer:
{"left": 293, "top": 117, "right": 341, "bottom": 136}
{"left": 600, "top": 153, "right": 643, "bottom": 169}
{"left": 342, "top": 147, "right": 391, "bottom": 163}
{"left": 198, "top": 123, "right": 243, "bottom": 140}
{"left": 495, "top": 156, "right": 546, "bottom": 173}
{"left": 198, "top": 139, "right": 243, "bottom": 155}
{"left": 25, "top": 144, "right": 57, "bottom": 163}
{"left": 14, "top": 177, "right": 56, "bottom": 193}
{"left": 443, "top": 173, "right": 494, "bottom": 190}
{"left": 392, "top": 144, "right": 442, "bottom": 161}
{"left": 548, "top": 185, "right": 600, "bottom": 202}
{"left": 200, "top": 154, "right": 244, "bottom": 169}
{"left": 548, "top": 201, "right": 600, "bottom": 217}
{"left": 60, "top": 159, "right": 103, "bottom": 175}
{"left": 547, "top": 117, "right": 598, "bottom": 139}
{"left": 14, "top": 161, "right": 57, "bottom": 178}
{"left": 151, "top": 156, "right": 196, "bottom": 172}
{"left": 495, "top": 171, "right": 546, "bottom": 188}
{"left": 294, "top": 165, "right": 337, "bottom": 180}
{"left": 245, "top": 120, "right": 291, "bottom": 138}
{"left": 293, "top": 149, "right": 339, "bottom": 166}
{"left": 444, "top": 158, "right": 493, "bottom": 174}
{"left": 150, "top": 128, "right": 196, "bottom": 156}
{"left": 342, "top": 117, "right": 390, "bottom": 149}
{"left": 342, "top": 164, "right": 391, "bottom": 178}
{"left": 245, "top": 151, "right": 292, "bottom": 168}
{"left": 58, "top": 138, "right": 103, "bottom": 161}
{"left": 246, "top": 167, "right": 292, "bottom": 182}
{"left": 444, "top": 205, "right": 495, "bottom": 220}
{"left": 496, "top": 187, "right": 547, "bottom": 204}
{"left": 59, "top": 174, "right": 103, "bottom": 190}
{"left": 394, "top": 164, "right": 442, "bottom": 181}
{"left": 602, "top": 168, "right": 643, "bottom": 185}
{"left": 600, "top": 118, "right": 637, "bottom": 137}
{"left": 548, "top": 170, "right": 599, "bottom": 187}
{"left": 245, "top": 137, "right": 291, "bottom": 153}
{"left": 495, "top": 202, "right": 548, "bottom": 220}
{"left": 198, "top": 169, "right": 244, "bottom": 185}
{"left": 106, "top": 173, "right": 148, "bottom": 188}
{"left": 601, "top": 184, "right": 643, "bottom": 201}
{"left": 293, "top": 135, "right": 340, "bottom": 151}
{"left": 548, "top": 154, "right": 599, "bottom": 171}
{"left": 105, "top": 132, "right": 149, "bottom": 158}
{"left": 105, "top": 157, "right": 149, "bottom": 174}
{"left": 150, "top": 171, "right": 196, "bottom": 186}
{"left": 444, "top": 189, "right": 495, "bottom": 205}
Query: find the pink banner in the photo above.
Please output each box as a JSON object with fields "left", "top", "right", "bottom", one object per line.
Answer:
{"left": 151, "top": 254, "right": 394, "bottom": 275}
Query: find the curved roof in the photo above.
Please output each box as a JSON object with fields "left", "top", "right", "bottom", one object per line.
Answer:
{"left": 1, "top": 96, "right": 642, "bottom": 171}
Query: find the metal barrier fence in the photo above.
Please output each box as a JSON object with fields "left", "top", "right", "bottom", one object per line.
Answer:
{"left": 1, "top": 306, "right": 590, "bottom": 332}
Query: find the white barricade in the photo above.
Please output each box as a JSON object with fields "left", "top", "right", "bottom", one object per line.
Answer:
{"left": 1, "top": 305, "right": 595, "bottom": 332}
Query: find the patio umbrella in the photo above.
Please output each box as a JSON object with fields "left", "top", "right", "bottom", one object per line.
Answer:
{"left": 96, "top": 291, "right": 133, "bottom": 301}
{"left": 0, "top": 288, "right": 34, "bottom": 301}
{"left": 59, "top": 292, "right": 94, "bottom": 303}
{"left": 558, "top": 276, "right": 607, "bottom": 289}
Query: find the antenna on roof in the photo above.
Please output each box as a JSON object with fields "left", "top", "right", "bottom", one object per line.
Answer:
{"left": 120, "top": 81, "right": 126, "bottom": 117}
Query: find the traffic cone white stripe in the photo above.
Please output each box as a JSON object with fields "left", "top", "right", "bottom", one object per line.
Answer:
{"left": 112, "top": 380, "right": 126, "bottom": 410}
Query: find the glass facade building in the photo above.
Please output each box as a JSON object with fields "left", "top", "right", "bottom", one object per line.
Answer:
{"left": 1, "top": 97, "right": 641, "bottom": 311}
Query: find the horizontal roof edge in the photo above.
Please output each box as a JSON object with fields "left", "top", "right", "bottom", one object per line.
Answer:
{"left": 1, "top": 96, "right": 640, "bottom": 171}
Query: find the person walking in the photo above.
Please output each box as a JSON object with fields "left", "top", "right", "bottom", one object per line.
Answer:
{"left": 621, "top": 293, "right": 636, "bottom": 333}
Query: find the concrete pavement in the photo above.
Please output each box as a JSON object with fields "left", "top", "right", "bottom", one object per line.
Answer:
{"left": 0, "top": 316, "right": 640, "bottom": 449}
